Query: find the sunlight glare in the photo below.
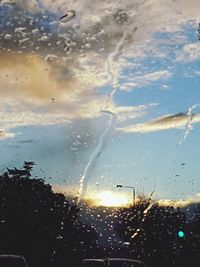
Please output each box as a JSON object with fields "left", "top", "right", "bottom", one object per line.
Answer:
{"left": 95, "top": 191, "right": 130, "bottom": 207}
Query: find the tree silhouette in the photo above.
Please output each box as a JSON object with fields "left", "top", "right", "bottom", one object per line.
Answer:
{"left": 113, "top": 197, "right": 200, "bottom": 267}
{"left": 0, "top": 162, "right": 99, "bottom": 267}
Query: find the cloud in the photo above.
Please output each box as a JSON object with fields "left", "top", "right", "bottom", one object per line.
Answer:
{"left": 0, "top": 52, "right": 111, "bottom": 104}
{"left": 144, "top": 70, "right": 172, "bottom": 81}
{"left": 0, "top": 130, "right": 15, "bottom": 140}
{"left": 158, "top": 193, "right": 200, "bottom": 208}
{"left": 0, "top": 0, "right": 200, "bottom": 139}
{"left": 1, "top": 0, "right": 199, "bottom": 59}
{"left": 120, "top": 70, "right": 172, "bottom": 91}
{"left": 0, "top": 102, "right": 156, "bottom": 141}
{"left": 0, "top": 99, "right": 106, "bottom": 138}
{"left": 0, "top": 53, "right": 78, "bottom": 104}
{"left": 117, "top": 112, "right": 200, "bottom": 134}
{"left": 176, "top": 43, "right": 200, "bottom": 62}
{"left": 0, "top": 92, "right": 154, "bottom": 140}
{"left": 0, "top": 53, "right": 107, "bottom": 126}
{"left": 0, "top": 51, "right": 157, "bottom": 137}
{"left": 0, "top": 56, "right": 94, "bottom": 138}
{"left": 108, "top": 103, "right": 157, "bottom": 123}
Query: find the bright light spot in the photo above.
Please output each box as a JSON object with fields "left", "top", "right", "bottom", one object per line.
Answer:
{"left": 94, "top": 191, "right": 130, "bottom": 207}
{"left": 178, "top": 230, "right": 185, "bottom": 238}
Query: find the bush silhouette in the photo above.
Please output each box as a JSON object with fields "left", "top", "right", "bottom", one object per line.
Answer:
{"left": 114, "top": 196, "right": 200, "bottom": 267}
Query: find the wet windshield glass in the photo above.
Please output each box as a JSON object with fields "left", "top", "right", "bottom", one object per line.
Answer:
{"left": 0, "top": 1, "right": 200, "bottom": 267}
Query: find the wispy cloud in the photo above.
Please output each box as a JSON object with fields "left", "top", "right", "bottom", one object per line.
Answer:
{"left": 120, "top": 70, "right": 172, "bottom": 91}
{"left": 117, "top": 112, "right": 200, "bottom": 134}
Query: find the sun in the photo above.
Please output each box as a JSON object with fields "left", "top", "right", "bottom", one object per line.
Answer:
{"left": 95, "top": 191, "right": 130, "bottom": 207}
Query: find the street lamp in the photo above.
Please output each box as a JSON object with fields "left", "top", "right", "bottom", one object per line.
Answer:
{"left": 116, "top": 184, "right": 136, "bottom": 207}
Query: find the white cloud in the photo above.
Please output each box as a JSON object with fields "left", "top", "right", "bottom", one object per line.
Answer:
{"left": 120, "top": 70, "right": 172, "bottom": 91}
{"left": 144, "top": 70, "right": 172, "bottom": 81}
{"left": 176, "top": 43, "right": 200, "bottom": 62}
{"left": 112, "top": 103, "right": 157, "bottom": 123}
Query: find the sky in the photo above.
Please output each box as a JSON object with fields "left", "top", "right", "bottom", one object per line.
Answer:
{"left": 0, "top": 0, "right": 200, "bottom": 204}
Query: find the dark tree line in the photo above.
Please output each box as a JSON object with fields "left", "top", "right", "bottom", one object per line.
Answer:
{"left": 114, "top": 195, "right": 200, "bottom": 267}
{"left": 2, "top": 162, "right": 200, "bottom": 267}
{"left": 0, "top": 162, "right": 99, "bottom": 267}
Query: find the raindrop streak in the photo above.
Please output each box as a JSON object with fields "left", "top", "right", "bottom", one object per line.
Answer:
{"left": 131, "top": 188, "right": 156, "bottom": 239}
{"left": 131, "top": 202, "right": 155, "bottom": 239}
{"left": 77, "top": 114, "right": 116, "bottom": 203}
{"left": 76, "top": 19, "right": 137, "bottom": 204}
{"left": 59, "top": 10, "right": 76, "bottom": 22}
{"left": 179, "top": 103, "right": 200, "bottom": 145}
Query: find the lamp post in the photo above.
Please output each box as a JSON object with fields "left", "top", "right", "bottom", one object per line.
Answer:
{"left": 116, "top": 184, "right": 135, "bottom": 207}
